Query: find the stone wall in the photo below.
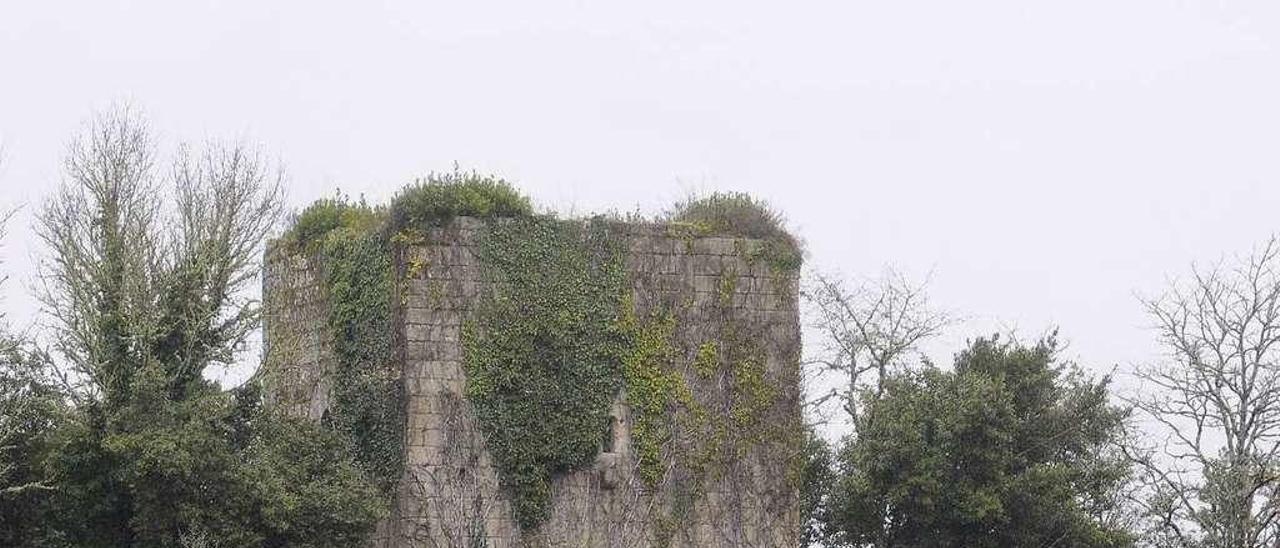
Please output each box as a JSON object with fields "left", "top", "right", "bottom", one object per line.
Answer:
{"left": 261, "top": 251, "right": 334, "bottom": 421}
{"left": 262, "top": 217, "right": 801, "bottom": 547}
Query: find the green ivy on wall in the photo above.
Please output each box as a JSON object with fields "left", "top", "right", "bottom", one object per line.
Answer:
{"left": 280, "top": 182, "right": 801, "bottom": 537}
{"left": 322, "top": 229, "right": 404, "bottom": 494}
{"left": 281, "top": 197, "right": 405, "bottom": 494}
{"left": 282, "top": 172, "right": 534, "bottom": 495}
{"left": 618, "top": 299, "right": 688, "bottom": 486}
{"left": 462, "top": 216, "right": 629, "bottom": 529}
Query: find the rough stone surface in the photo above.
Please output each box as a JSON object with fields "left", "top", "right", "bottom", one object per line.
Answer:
{"left": 263, "top": 218, "right": 802, "bottom": 547}
{"left": 262, "top": 251, "right": 334, "bottom": 422}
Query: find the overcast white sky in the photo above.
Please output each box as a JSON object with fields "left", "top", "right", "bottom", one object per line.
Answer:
{"left": 2, "top": 1, "right": 1278, "bottom": 397}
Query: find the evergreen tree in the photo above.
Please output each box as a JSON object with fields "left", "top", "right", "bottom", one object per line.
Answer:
{"left": 823, "top": 335, "right": 1133, "bottom": 547}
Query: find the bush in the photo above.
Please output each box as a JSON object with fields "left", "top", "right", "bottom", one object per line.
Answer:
{"left": 245, "top": 406, "right": 386, "bottom": 547}
{"left": 388, "top": 170, "right": 532, "bottom": 232}
{"left": 666, "top": 192, "right": 792, "bottom": 242}
{"left": 40, "top": 373, "right": 384, "bottom": 547}
{"left": 287, "top": 196, "right": 383, "bottom": 248}
{"left": 666, "top": 192, "right": 803, "bottom": 271}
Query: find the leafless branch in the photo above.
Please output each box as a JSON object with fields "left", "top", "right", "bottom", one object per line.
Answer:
{"left": 1127, "top": 235, "right": 1280, "bottom": 547}
{"left": 33, "top": 105, "right": 285, "bottom": 403}
{"left": 802, "top": 267, "right": 953, "bottom": 424}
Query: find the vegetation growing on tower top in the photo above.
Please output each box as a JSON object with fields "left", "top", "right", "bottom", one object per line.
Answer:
{"left": 288, "top": 197, "right": 384, "bottom": 248}
{"left": 274, "top": 177, "right": 805, "bottom": 532}
{"left": 666, "top": 191, "right": 804, "bottom": 272}
{"left": 284, "top": 170, "right": 533, "bottom": 247}
{"left": 667, "top": 191, "right": 791, "bottom": 241}
{"left": 388, "top": 170, "right": 533, "bottom": 231}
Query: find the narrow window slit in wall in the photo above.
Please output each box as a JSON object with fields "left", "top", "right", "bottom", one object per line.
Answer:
{"left": 602, "top": 416, "right": 617, "bottom": 453}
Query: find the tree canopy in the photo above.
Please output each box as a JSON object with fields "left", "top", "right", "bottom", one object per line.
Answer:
{"left": 0, "top": 107, "right": 386, "bottom": 547}
{"left": 820, "top": 335, "right": 1133, "bottom": 548}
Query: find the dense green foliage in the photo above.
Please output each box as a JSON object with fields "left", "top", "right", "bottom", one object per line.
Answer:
{"left": 321, "top": 227, "right": 404, "bottom": 494}
{"left": 463, "top": 216, "right": 629, "bottom": 528}
{"left": 822, "top": 335, "right": 1132, "bottom": 548}
{"left": 283, "top": 174, "right": 536, "bottom": 495}
{"left": 235, "top": 387, "right": 386, "bottom": 547}
{"left": 0, "top": 340, "right": 63, "bottom": 547}
{"left": 797, "top": 428, "right": 835, "bottom": 548}
{"left": 617, "top": 302, "right": 686, "bottom": 486}
{"left": 288, "top": 197, "right": 384, "bottom": 249}
{"left": 388, "top": 170, "right": 532, "bottom": 231}
{"left": 38, "top": 374, "right": 383, "bottom": 547}
{"left": 0, "top": 348, "right": 385, "bottom": 547}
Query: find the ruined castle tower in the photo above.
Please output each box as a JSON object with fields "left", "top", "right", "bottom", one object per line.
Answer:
{"left": 261, "top": 215, "right": 802, "bottom": 547}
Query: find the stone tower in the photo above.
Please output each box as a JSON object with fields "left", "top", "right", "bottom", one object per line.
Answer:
{"left": 262, "top": 216, "right": 802, "bottom": 547}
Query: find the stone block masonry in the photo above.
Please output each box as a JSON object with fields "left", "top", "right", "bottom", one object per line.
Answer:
{"left": 263, "top": 217, "right": 801, "bottom": 547}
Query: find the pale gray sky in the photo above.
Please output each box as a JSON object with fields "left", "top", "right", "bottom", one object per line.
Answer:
{"left": 2, "top": 1, "right": 1278, "bottom": 394}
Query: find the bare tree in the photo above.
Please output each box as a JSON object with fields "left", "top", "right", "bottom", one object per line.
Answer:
{"left": 35, "top": 106, "right": 162, "bottom": 403}
{"left": 34, "top": 106, "right": 283, "bottom": 404}
{"left": 155, "top": 142, "right": 283, "bottom": 394}
{"left": 802, "top": 268, "right": 952, "bottom": 423}
{"left": 1127, "top": 236, "right": 1280, "bottom": 548}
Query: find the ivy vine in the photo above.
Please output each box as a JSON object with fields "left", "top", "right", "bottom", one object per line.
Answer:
{"left": 283, "top": 172, "right": 532, "bottom": 495}
{"left": 617, "top": 299, "right": 688, "bottom": 486}
{"left": 462, "top": 216, "right": 629, "bottom": 529}
{"left": 321, "top": 228, "right": 404, "bottom": 494}
{"left": 280, "top": 182, "right": 801, "bottom": 538}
